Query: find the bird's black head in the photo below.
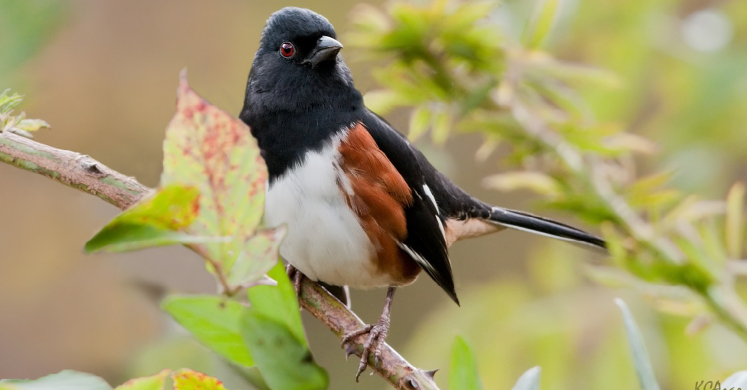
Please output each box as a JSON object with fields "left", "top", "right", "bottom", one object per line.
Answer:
{"left": 241, "top": 8, "right": 361, "bottom": 116}
{"left": 240, "top": 7, "right": 365, "bottom": 179}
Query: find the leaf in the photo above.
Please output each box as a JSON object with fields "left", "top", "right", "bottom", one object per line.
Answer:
{"left": 722, "top": 371, "right": 747, "bottom": 388}
{"left": 483, "top": 171, "right": 559, "bottom": 195}
{"left": 363, "top": 89, "right": 409, "bottom": 114}
{"left": 524, "top": 0, "right": 559, "bottom": 49}
{"left": 431, "top": 111, "right": 451, "bottom": 145}
{"left": 171, "top": 370, "right": 227, "bottom": 390}
{"left": 227, "top": 226, "right": 286, "bottom": 288}
{"left": 241, "top": 310, "right": 328, "bottom": 390}
{"left": 162, "top": 295, "right": 254, "bottom": 367}
{"left": 725, "top": 182, "right": 745, "bottom": 259}
{"left": 0, "top": 370, "right": 112, "bottom": 390}
{"left": 408, "top": 106, "right": 431, "bottom": 141}
{"left": 84, "top": 184, "right": 208, "bottom": 253}
{"left": 615, "top": 299, "right": 661, "bottom": 390}
{"left": 246, "top": 262, "right": 306, "bottom": 345}
{"left": 449, "top": 336, "right": 483, "bottom": 390}
{"left": 510, "top": 367, "right": 541, "bottom": 390}
{"left": 15, "top": 118, "right": 50, "bottom": 132}
{"left": 114, "top": 370, "right": 170, "bottom": 390}
{"left": 161, "top": 70, "right": 267, "bottom": 271}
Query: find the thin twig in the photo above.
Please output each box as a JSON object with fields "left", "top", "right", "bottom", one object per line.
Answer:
{"left": 0, "top": 130, "right": 441, "bottom": 390}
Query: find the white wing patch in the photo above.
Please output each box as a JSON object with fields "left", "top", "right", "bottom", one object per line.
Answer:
{"left": 436, "top": 216, "right": 446, "bottom": 238}
{"left": 422, "top": 184, "right": 445, "bottom": 239}
{"left": 422, "top": 184, "right": 439, "bottom": 214}
{"left": 397, "top": 241, "right": 436, "bottom": 274}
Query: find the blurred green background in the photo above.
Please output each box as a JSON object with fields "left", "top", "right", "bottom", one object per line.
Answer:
{"left": 1, "top": 0, "right": 746, "bottom": 389}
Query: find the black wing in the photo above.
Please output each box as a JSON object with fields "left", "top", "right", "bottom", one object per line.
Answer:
{"left": 361, "top": 111, "right": 459, "bottom": 305}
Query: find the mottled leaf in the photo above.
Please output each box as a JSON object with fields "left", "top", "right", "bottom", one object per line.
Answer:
{"left": 162, "top": 295, "right": 253, "bottom": 367}
{"left": 161, "top": 70, "right": 267, "bottom": 271}
{"left": 171, "top": 370, "right": 227, "bottom": 390}
{"left": 84, "top": 184, "right": 206, "bottom": 253}
{"left": 0, "top": 370, "right": 112, "bottom": 390}
{"left": 228, "top": 226, "right": 286, "bottom": 288}
{"left": 615, "top": 299, "right": 661, "bottom": 390}
{"left": 114, "top": 370, "right": 170, "bottom": 390}
{"left": 449, "top": 336, "right": 483, "bottom": 390}
{"left": 241, "top": 311, "right": 328, "bottom": 390}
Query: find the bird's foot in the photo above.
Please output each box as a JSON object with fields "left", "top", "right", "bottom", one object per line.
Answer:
{"left": 285, "top": 264, "right": 304, "bottom": 297}
{"left": 341, "top": 313, "right": 391, "bottom": 382}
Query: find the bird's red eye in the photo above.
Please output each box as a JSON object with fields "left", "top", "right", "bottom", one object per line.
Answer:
{"left": 280, "top": 42, "right": 295, "bottom": 57}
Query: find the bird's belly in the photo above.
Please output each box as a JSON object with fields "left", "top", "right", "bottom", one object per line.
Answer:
{"left": 264, "top": 146, "right": 395, "bottom": 288}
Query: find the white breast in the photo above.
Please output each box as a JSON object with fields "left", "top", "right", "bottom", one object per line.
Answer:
{"left": 264, "top": 138, "right": 394, "bottom": 288}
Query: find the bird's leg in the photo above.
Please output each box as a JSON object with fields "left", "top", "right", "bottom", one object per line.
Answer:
{"left": 341, "top": 287, "right": 396, "bottom": 382}
{"left": 285, "top": 264, "right": 304, "bottom": 296}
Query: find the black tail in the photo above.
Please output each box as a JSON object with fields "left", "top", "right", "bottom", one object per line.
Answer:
{"left": 489, "top": 207, "right": 607, "bottom": 251}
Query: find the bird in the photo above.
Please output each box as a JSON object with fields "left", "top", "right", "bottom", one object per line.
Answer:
{"left": 239, "top": 7, "right": 606, "bottom": 381}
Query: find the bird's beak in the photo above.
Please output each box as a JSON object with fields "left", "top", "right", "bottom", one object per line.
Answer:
{"left": 304, "top": 36, "right": 343, "bottom": 68}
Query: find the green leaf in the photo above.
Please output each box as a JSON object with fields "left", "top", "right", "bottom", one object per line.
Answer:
{"left": 615, "top": 299, "right": 661, "bottom": 390}
{"left": 171, "top": 369, "right": 227, "bottom": 390}
{"left": 161, "top": 71, "right": 268, "bottom": 271}
{"left": 510, "top": 367, "right": 541, "bottom": 390}
{"left": 725, "top": 182, "right": 745, "bottom": 259}
{"left": 16, "top": 118, "right": 50, "bottom": 132}
{"left": 246, "top": 262, "right": 306, "bottom": 345}
{"left": 449, "top": 336, "right": 483, "bottom": 390}
{"left": 408, "top": 106, "right": 431, "bottom": 141}
{"left": 524, "top": 0, "right": 559, "bottom": 49}
{"left": 227, "top": 226, "right": 286, "bottom": 288}
{"left": 162, "top": 295, "right": 254, "bottom": 367}
{"left": 241, "top": 310, "right": 328, "bottom": 390}
{"left": 0, "top": 370, "right": 112, "bottom": 390}
{"left": 482, "top": 171, "right": 560, "bottom": 196}
{"left": 431, "top": 110, "right": 451, "bottom": 145}
{"left": 114, "top": 370, "right": 169, "bottom": 390}
{"left": 84, "top": 184, "right": 207, "bottom": 253}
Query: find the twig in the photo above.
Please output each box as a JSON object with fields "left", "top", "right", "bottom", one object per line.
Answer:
{"left": 492, "top": 81, "right": 747, "bottom": 340}
{"left": 0, "top": 130, "right": 440, "bottom": 390}
{"left": 0, "top": 132, "right": 148, "bottom": 209}
{"left": 300, "top": 280, "right": 439, "bottom": 389}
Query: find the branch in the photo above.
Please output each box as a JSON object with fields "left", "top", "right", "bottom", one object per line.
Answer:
{"left": 0, "top": 130, "right": 440, "bottom": 390}
{"left": 0, "top": 132, "right": 148, "bottom": 209}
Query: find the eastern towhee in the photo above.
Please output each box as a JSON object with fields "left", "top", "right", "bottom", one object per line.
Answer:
{"left": 239, "top": 7, "right": 606, "bottom": 380}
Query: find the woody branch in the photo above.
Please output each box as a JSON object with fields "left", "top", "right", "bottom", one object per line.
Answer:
{"left": 0, "top": 130, "right": 440, "bottom": 390}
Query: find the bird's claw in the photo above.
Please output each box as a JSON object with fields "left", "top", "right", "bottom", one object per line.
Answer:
{"left": 341, "top": 318, "right": 390, "bottom": 382}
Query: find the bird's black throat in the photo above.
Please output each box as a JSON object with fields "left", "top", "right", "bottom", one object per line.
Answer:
{"left": 239, "top": 63, "right": 364, "bottom": 181}
{"left": 239, "top": 11, "right": 365, "bottom": 182}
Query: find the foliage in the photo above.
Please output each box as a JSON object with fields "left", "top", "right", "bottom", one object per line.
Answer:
{"left": 0, "top": 369, "right": 227, "bottom": 390}
{"left": 79, "top": 73, "right": 325, "bottom": 389}
{"left": 347, "top": 0, "right": 747, "bottom": 343}
{"left": 616, "top": 299, "right": 661, "bottom": 390}
{"left": 449, "top": 337, "right": 483, "bottom": 390}
{"left": 84, "top": 184, "right": 209, "bottom": 253}
{"left": 0, "top": 89, "right": 49, "bottom": 137}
